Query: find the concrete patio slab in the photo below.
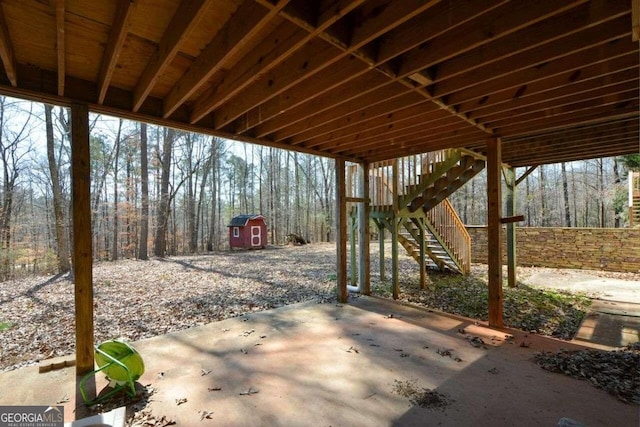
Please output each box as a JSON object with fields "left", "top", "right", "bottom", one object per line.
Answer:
{"left": 0, "top": 296, "right": 637, "bottom": 426}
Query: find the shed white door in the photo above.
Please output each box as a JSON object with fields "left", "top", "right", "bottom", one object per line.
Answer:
{"left": 251, "top": 226, "right": 262, "bottom": 247}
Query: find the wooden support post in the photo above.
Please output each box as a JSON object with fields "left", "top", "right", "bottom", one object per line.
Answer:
{"left": 350, "top": 213, "right": 357, "bottom": 287}
{"left": 358, "top": 162, "right": 370, "bottom": 295}
{"left": 504, "top": 166, "right": 517, "bottom": 288}
{"left": 391, "top": 217, "right": 399, "bottom": 300}
{"left": 71, "top": 103, "right": 94, "bottom": 375}
{"left": 419, "top": 218, "right": 426, "bottom": 289}
{"left": 391, "top": 159, "right": 399, "bottom": 300}
{"left": 379, "top": 223, "right": 385, "bottom": 281}
{"left": 336, "top": 158, "right": 348, "bottom": 303}
{"left": 487, "top": 137, "right": 504, "bottom": 327}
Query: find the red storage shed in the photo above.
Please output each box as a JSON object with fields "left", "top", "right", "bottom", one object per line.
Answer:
{"left": 228, "top": 214, "right": 267, "bottom": 250}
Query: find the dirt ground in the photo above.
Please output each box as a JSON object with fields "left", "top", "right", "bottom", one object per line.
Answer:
{"left": 2, "top": 242, "right": 640, "bottom": 372}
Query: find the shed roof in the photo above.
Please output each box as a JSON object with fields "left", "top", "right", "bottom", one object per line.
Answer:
{"left": 228, "top": 214, "right": 266, "bottom": 227}
{"left": 0, "top": 1, "right": 637, "bottom": 166}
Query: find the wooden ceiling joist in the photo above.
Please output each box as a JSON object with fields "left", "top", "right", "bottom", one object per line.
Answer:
{"left": 190, "top": 0, "right": 368, "bottom": 125}
{"left": 0, "top": 0, "right": 636, "bottom": 167}
{"left": 0, "top": 3, "right": 17, "bottom": 87}
{"left": 97, "top": 0, "right": 135, "bottom": 104}
{"left": 471, "top": 68, "right": 640, "bottom": 121}
{"left": 432, "top": 1, "right": 629, "bottom": 85}
{"left": 447, "top": 40, "right": 637, "bottom": 110}
{"left": 432, "top": 15, "right": 631, "bottom": 100}
{"left": 633, "top": 0, "right": 640, "bottom": 41}
{"left": 163, "top": 0, "right": 291, "bottom": 118}
{"left": 132, "top": 0, "right": 211, "bottom": 112}
{"left": 56, "top": 0, "right": 65, "bottom": 96}
{"left": 236, "top": 0, "right": 498, "bottom": 138}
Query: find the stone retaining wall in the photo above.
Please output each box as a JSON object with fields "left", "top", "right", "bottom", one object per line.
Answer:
{"left": 467, "top": 226, "right": 640, "bottom": 273}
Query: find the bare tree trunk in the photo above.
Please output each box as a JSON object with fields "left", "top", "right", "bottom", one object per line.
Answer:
{"left": 45, "top": 104, "right": 70, "bottom": 272}
{"left": 111, "top": 119, "right": 122, "bottom": 261}
{"left": 195, "top": 140, "right": 212, "bottom": 252}
{"left": 154, "top": 127, "right": 175, "bottom": 257}
{"left": 561, "top": 162, "right": 571, "bottom": 227}
{"left": 207, "top": 142, "right": 217, "bottom": 251}
{"left": 185, "top": 134, "right": 197, "bottom": 253}
{"left": 138, "top": 122, "right": 149, "bottom": 259}
{"left": 539, "top": 165, "right": 548, "bottom": 226}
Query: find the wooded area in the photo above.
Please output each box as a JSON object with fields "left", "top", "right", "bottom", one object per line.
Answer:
{"left": 0, "top": 96, "right": 635, "bottom": 280}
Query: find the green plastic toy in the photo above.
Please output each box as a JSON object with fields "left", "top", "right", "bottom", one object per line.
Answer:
{"left": 80, "top": 340, "right": 145, "bottom": 405}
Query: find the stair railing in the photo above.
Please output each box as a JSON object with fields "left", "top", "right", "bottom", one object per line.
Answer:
{"left": 629, "top": 170, "right": 640, "bottom": 227}
{"left": 369, "top": 149, "right": 452, "bottom": 207}
{"left": 425, "top": 198, "right": 471, "bottom": 274}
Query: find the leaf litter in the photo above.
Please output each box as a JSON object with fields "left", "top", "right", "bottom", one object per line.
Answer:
{"left": 534, "top": 343, "right": 640, "bottom": 404}
{"left": 392, "top": 379, "right": 452, "bottom": 410}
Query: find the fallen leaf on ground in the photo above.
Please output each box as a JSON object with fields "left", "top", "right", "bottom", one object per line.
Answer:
{"left": 239, "top": 387, "right": 259, "bottom": 396}
{"left": 199, "top": 410, "right": 214, "bottom": 420}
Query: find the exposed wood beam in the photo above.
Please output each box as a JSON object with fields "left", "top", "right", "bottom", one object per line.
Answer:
{"left": 97, "top": 0, "right": 135, "bottom": 104}
{"left": 432, "top": 15, "right": 630, "bottom": 100}
{"left": 495, "top": 101, "right": 639, "bottom": 137}
{"left": 0, "top": 3, "right": 17, "bottom": 87}
{"left": 241, "top": 0, "right": 493, "bottom": 137}
{"left": 0, "top": 63, "right": 363, "bottom": 164}
{"left": 515, "top": 166, "right": 538, "bottom": 186}
{"left": 191, "top": 0, "right": 370, "bottom": 125}
{"left": 505, "top": 116, "right": 638, "bottom": 144}
{"left": 504, "top": 124, "right": 640, "bottom": 155}
{"left": 459, "top": 60, "right": 639, "bottom": 118}
{"left": 239, "top": 0, "right": 578, "bottom": 138}
{"left": 398, "top": 1, "right": 586, "bottom": 80}
{"left": 208, "top": 37, "right": 345, "bottom": 127}
{"left": 481, "top": 82, "right": 639, "bottom": 125}
{"left": 236, "top": 58, "right": 371, "bottom": 134}
{"left": 506, "top": 135, "right": 639, "bottom": 163}
{"left": 307, "top": 110, "right": 459, "bottom": 151}
{"left": 633, "top": 0, "right": 639, "bottom": 41}
{"left": 432, "top": 1, "right": 629, "bottom": 86}
{"left": 283, "top": 94, "right": 430, "bottom": 144}
{"left": 376, "top": 0, "right": 509, "bottom": 64}
{"left": 256, "top": 73, "right": 398, "bottom": 138}
{"left": 163, "top": 0, "right": 291, "bottom": 118}
{"left": 56, "top": 0, "right": 65, "bottom": 96}
{"left": 344, "top": 128, "right": 485, "bottom": 160}
{"left": 507, "top": 138, "right": 639, "bottom": 167}
{"left": 133, "top": 0, "right": 210, "bottom": 111}
{"left": 487, "top": 88, "right": 638, "bottom": 130}
{"left": 471, "top": 69, "right": 639, "bottom": 121}
{"left": 447, "top": 39, "right": 636, "bottom": 107}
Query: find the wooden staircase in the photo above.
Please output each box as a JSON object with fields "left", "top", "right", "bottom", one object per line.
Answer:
{"left": 365, "top": 149, "right": 485, "bottom": 274}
